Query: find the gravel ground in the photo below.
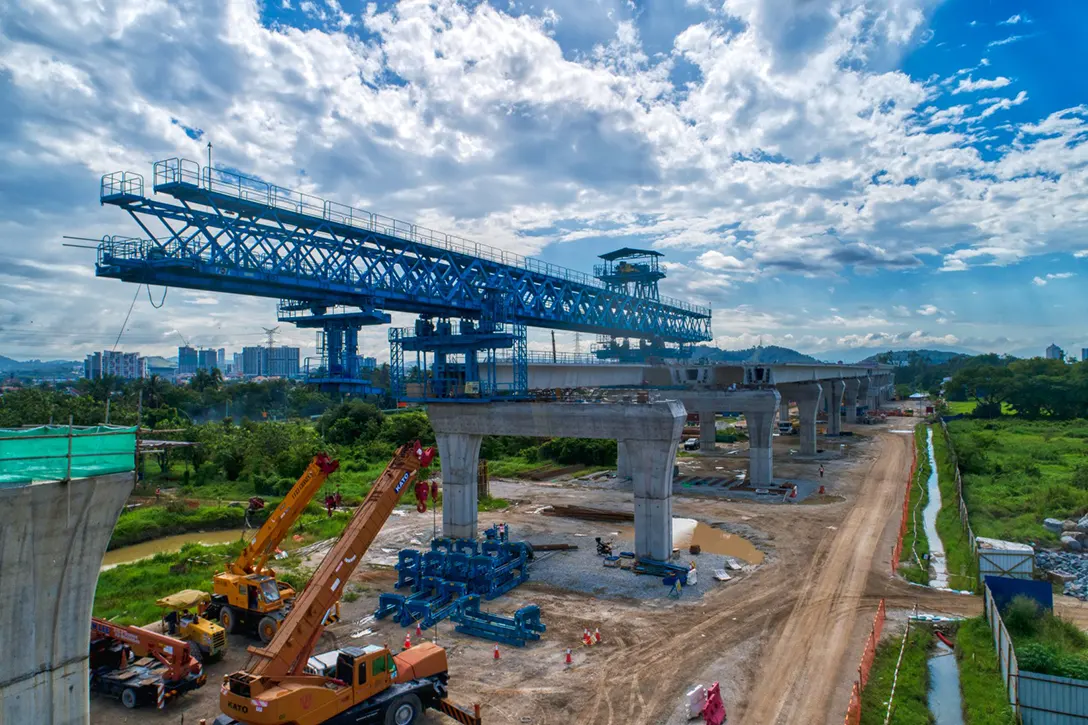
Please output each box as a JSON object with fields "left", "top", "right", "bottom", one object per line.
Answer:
{"left": 1036, "top": 550, "right": 1088, "bottom": 600}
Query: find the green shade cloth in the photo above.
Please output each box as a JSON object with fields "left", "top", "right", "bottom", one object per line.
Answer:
{"left": 0, "top": 425, "right": 137, "bottom": 486}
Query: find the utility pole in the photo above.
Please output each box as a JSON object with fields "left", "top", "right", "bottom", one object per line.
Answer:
{"left": 262, "top": 326, "right": 279, "bottom": 377}
{"left": 206, "top": 141, "right": 213, "bottom": 188}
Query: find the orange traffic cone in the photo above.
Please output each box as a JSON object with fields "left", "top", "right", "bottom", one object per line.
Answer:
{"left": 415, "top": 622, "right": 422, "bottom": 637}
{"left": 493, "top": 644, "right": 500, "bottom": 660}
{"left": 594, "top": 627, "right": 602, "bottom": 645}
{"left": 818, "top": 485, "right": 826, "bottom": 494}
{"left": 790, "top": 485, "right": 798, "bottom": 499}
{"left": 565, "top": 648, "right": 572, "bottom": 666}
{"left": 583, "top": 629, "right": 593, "bottom": 647}
{"left": 403, "top": 634, "right": 412, "bottom": 650}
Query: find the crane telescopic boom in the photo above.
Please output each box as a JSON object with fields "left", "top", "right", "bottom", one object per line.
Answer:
{"left": 247, "top": 441, "right": 434, "bottom": 677}
{"left": 230, "top": 453, "right": 340, "bottom": 577}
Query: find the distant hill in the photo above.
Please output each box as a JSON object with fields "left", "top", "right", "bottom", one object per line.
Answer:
{"left": 809, "top": 347, "right": 980, "bottom": 364}
{"left": 0, "top": 355, "right": 82, "bottom": 376}
{"left": 686, "top": 345, "right": 820, "bottom": 364}
{"left": 855, "top": 349, "right": 974, "bottom": 366}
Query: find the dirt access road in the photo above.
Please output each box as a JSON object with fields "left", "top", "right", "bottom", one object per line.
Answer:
{"left": 89, "top": 423, "right": 968, "bottom": 725}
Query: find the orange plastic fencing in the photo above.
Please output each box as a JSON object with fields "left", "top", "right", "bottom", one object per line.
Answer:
{"left": 843, "top": 598, "right": 887, "bottom": 725}
{"left": 891, "top": 433, "right": 918, "bottom": 574}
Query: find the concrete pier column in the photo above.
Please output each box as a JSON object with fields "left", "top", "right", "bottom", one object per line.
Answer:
{"left": 699, "top": 412, "right": 716, "bottom": 451}
{"left": 434, "top": 432, "right": 484, "bottom": 539}
{"left": 857, "top": 377, "right": 871, "bottom": 414}
{"left": 843, "top": 379, "right": 860, "bottom": 423}
{"left": 827, "top": 379, "right": 846, "bottom": 436}
{"left": 780, "top": 383, "right": 823, "bottom": 455}
{"left": 624, "top": 436, "right": 681, "bottom": 560}
{"left": 746, "top": 407, "right": 776, "bottom": 487}
{"left": 1, "top": 473, "right": 133, "bottom": 725}
{"left": 616, "top": 440, "right": 632, "bottom": 480}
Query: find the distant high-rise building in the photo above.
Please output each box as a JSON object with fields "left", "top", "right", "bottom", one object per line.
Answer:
{"left": 240, "top": 346, "right": 300, "bottom": 377}
{"left": 1046, "top": 344, "right": 1064, "bottom": 361}
{"left": 268, "top": 347, "right": 300, "bottom": 378}
{"left": 241, "top": 346, "right": 264, "bottom": 377}
{"left": 233, "top": 352, "right": 244, "bottom": 376}
{"left": 197, "top": 348, "right": 221, "bottom": 371}
{"left": 83, "top": 352, "right": 103, "bottom": 379}
{"left": 99, "top": 351, "right": 145, "bottom": 380}
{"left": 1082, "top": 348, "right": 1088, "bottom": 362}
{"left": 177, "top": 346, "right": 198, "bottom": 375}
{"left": 218, "top": 348, "right": 226, "bottom": 369}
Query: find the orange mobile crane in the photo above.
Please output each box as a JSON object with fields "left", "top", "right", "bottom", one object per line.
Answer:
{"left": 89, "top": 617, "right": 206, "bottom": 709}
{"left": 213, "top": 441, "right": 482, "bottom": 725}
{"left": 205, "top": 453, "right": 341, "bottom": 642}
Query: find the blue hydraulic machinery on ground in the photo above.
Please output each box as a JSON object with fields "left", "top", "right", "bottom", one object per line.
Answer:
{"left": 449, "top": 597, "right": 546, "bottom": 648}
{"left": 95, "top": 159, "right": 711, "bottom": 398}
{"left": 377, "top": 526, "right": 540, "bottom": 644}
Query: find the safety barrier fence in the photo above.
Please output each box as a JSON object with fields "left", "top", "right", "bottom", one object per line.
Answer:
{"left": 843, "top": 598, "right": 887, "bottom": 725}
{"left": 891, "top": 432, "right": 918, "bottom": 574}
{"left": 0, "top": 421, "right": 137, "bottom": 485}
{"left": 937, "top": 419, "right": 979, "bottom": 566}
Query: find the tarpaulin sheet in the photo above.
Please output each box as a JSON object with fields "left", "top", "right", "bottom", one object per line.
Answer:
{"left": 0, "top": 425, "right": 136, "bottom": 485}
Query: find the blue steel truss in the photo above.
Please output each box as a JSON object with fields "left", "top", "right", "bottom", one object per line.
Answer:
{"left": 95, "top": 159, "right": 712, "bottom": 399}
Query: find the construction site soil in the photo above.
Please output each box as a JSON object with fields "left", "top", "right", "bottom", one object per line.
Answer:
{"left": 88, "top": 415, "right": 1088, "bottom": 725}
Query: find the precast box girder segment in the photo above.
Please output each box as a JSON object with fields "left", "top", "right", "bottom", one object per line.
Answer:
{"left": 95, "top": 159, "right": 712, "bottom": 344}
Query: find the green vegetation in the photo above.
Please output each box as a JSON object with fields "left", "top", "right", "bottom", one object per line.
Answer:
{"left": 860, "top": 625, "right": 934, "bottom": 725}
{"left": 932, "top": 426, "right": 977, "bottom": 590}
{"left": 948, "top": 357, "right": 1088, "bottom": 419}
{"left": 1003, "top": 596, "right": 1088, "bottom": 679}
{"left": 946, "top": 418, "right": 1088, "bottom": 546}
{"left": 95, "top": 542, "right": 240, "bottom": 625}
{"left": 956, "top": 618, "right": 1017, "bottom": 725}
{"left": 898, "top": 425, "right": 931, "bottom": 585}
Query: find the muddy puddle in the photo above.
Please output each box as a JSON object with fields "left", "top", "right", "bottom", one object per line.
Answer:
{"left": 101, "top": 529, "right": 247, "bottom": 570}
{"left": 612, "top": 518, "right": 764, "bottom": 564}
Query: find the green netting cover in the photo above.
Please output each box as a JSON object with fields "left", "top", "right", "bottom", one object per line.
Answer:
{"left": 0, "top": 425, "right": 137, "bottom": 486}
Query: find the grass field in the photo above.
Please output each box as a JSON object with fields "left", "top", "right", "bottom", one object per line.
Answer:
{"left": 860, "top": 624, "right": 935, "bottom": 725}
{"left": 956, "top": 618, "right": 1018, "bottom": 725}
{"left": 932, "top": 426, "right": 978, "bottom": 590}
{"left": 947, "top": 418, "right": 1088, "bottom": 547}
{"left": 898, "top": 425, "right": 931, "bottom": 586}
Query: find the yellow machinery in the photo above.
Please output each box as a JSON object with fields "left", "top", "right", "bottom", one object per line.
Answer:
{"left": 157, "top": 589, "right": 228, "bottom": 660}
{"left": 213, "top": 442, "right": 481, "bottom": 725}
{"left": 204, "top": 453, "right": 340, "bottom": 643}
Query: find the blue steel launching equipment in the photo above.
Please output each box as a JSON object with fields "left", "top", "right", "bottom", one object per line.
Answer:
{"left": 95, "top": 159, "right": 712, "bottom": 399}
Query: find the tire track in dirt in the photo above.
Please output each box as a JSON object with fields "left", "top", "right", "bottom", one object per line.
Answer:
{"left": 739, "top": 430, "right": 909, "bottom": 725}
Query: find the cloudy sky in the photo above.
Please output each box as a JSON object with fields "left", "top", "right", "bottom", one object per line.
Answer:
{"left": 1, "top": 0, "right": 1086, "bottom": 363}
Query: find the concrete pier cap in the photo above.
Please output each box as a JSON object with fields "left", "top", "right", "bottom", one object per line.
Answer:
{"left": 1, "top": 472, "right": 134, "bottom": 725}
{"left": 675, "top": 389, "right": 780, "bottom": 486}
{"left": 428, "top": 401, "right": 685, "bottom": 560}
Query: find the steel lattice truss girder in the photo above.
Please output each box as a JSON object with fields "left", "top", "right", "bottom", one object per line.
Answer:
{"left": 96, "top": 190, "right": 711, "bottom": 343}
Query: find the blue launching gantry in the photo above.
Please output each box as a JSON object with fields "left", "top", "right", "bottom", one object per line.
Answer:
{"left": 95, "top": 159, "right": 712, "bottom": 399}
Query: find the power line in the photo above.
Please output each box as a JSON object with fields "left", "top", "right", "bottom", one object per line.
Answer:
{"left": 112, "top": 286, "right": 141, "bottom": 352}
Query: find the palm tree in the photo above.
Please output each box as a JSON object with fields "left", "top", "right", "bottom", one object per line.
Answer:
{"left": 191, "top": 368, "right": 213, "bottom": 392}
{"left": 209, "top": 367, "right": 224, "bottom": 389}
{"left": 139, "top": 374, "right": 166, "bottom": 408}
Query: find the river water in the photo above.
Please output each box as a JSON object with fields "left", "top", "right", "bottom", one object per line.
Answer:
{"left": 922, "top": 427, "right": 949, "bottom": 588}
{"left": 101, "top": 529, "right": 247, "bottom": 570}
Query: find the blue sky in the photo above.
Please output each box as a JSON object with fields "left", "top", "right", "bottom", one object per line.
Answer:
{"left": 1, "top": 0, "right": 1087, "bottom": 362}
